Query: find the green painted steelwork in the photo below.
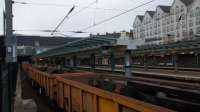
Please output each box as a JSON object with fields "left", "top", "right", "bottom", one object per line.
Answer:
{"left": 36, "top": 36, "right": 117, "bottom": 58}
{"left": 110, "top": 50, "right": 115, "bottom": 73}
{"left": 134, "top": 39, "right": 200, "bottom": 54}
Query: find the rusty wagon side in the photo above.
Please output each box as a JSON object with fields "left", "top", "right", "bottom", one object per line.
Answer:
{"left": 22, "top": 64, "right": 174, "bottom": 112}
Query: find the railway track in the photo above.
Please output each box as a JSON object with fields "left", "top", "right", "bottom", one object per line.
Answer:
{"left": 75, "top": 66, "right": 200, "bottom": 83}
{"left": 74, "top": 66, "right": 200, "bottom": 111}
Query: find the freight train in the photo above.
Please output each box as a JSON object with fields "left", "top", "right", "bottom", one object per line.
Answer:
{"left": 22, "top": 63, "right": 200, "bottom": 112}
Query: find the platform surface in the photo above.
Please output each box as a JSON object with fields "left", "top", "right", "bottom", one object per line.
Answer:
{"left": 14, "top": 68, "right": 53, "bottom": 112}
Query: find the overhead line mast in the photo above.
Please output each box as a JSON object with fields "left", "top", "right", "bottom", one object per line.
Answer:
{"left": 51, "top": 1, "right": 97, "bottom": 35}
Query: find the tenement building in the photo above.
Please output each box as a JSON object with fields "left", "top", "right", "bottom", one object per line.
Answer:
{"left": 133, "top": 0, "right": 200, "bottom": 45}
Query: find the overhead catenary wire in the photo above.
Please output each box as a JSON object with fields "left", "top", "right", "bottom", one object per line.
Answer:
{"left": 67, "top": 1, "right": 97, "bottom": 20}
{"left": 51, "top": 5, "right": 76, "bottom": 35}
{"left": 13, "top": 0, "right": 157, "bottom": 37}
{"left": 13, "top": 29, "right": 97, "bottom": 34}
{"left": 79, "top": 0, "right": 157, "bottom": 32}
{"left": 93, "top": 0, "right": 98, "bottom": 25}
{"left": 13, "top": 1, "right": 127, "bottom": 12}
{"left": 51, "top": 1, "right": 97, "bottom": 35}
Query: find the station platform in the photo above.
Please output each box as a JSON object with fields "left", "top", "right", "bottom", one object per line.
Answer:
{"left": 76, "top": 66, "right": 200, "bottom": 82}
{"left": 132, "top": 68, "right": 200, "bottom": 82}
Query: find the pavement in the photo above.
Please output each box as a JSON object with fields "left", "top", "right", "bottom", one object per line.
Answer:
{"left": 14, "top": 68, "right": 37, "bottom": 112}
{"left": 14, "top": 67, "right": 54, "bottom": 112}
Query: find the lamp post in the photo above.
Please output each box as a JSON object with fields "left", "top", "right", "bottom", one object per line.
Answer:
{"left": 2, "top": 0, "right": 18, "bottom": 112}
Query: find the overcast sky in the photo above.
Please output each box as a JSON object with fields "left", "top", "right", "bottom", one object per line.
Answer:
{"left": 0, "top": 0, "right": 173, "bottom": 37}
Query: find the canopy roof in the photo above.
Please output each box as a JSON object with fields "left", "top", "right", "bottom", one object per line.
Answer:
{"left": 36, "top": 36, "right": 118, "bottom": 58}
{"left": 133, "top": 37, "right": 200, "bottom": 54}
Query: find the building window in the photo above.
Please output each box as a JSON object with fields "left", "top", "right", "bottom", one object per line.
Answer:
{"left": 154, "top": 23, "right": 157, "bottom": 28}
{"left": 167, "top": 18, "right": 170, "bottom": 24}
{"left": 182, "top": 30, "right": 187, "bottom": 37}
{"left": 158, "top": 21, "right": 161, "bottom": 27}
{"left": 176, "top": 6, "right": 179, "bottom": 14}
{"left": 182, "top": 21, "right": 186, "bottom": 28}
{"left": 171, "top": 25, "right": 174, "bottom": 31}
{"left": 171, "top": 8, "right": 174, "bottom": 15}
{"left": 177, "top": 23, "right": 180, "bottom": 29}
{"left": 197, "top": 27, "right": 200, "bottom": 34}
{"left": 196, "top": 7, "right": 200, "bottom": 17}
{"left": 190, "top": 9, "right": 194, "bottom": 17}
{"left": 182, "top": 14, "right": 185, "bottom": 20}
{"left": 181, "top": 5, "right": 184, "bottom": 12}
{"left": 163, "top": 27, "right": 166, "bottom": 33}
{"left": 177, "top": 32, "right": 180, "bottom": 37}
{"left": 189, "top": 29, "right": 194, "bottom": 36}
{"left": 196, "top": 17, "right": 200, "bottom": 25}
{"left": 189, "top": 20, "right": 193, "bottom": 27}
{"left": 176, "top": 15, "right": 179, "bottom": 21}
{"left": 171, "top": 16, "right": 174, "bottom": 23}
{"left": 167, "top": 26, "right": 170, "bottom": 32}
{"left": 158, "top": 29, "right": 161, "bottom": 34}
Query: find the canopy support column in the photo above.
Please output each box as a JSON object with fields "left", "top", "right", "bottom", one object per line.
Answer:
{"left": 173, "top": 53, "right": 178, "bottom": 72}
{"left": 124, "top": 51, "right": 132, "bottom": 77}
{"left": 110, "top": 50, "right": 115, "bottom": 73}
{"left": 91, "top": 53, "right": 96, "bottom": 71}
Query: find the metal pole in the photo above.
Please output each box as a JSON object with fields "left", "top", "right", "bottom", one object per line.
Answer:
{"left": 124, "top": 51, "right": 131, "bottom": 77}
{"left": 110, "top": 50, "right": 115, "bottom": 73}
{"left": 3, "top": 1, "right": 18, "bottom": 112}
{"left": 3, "top": 12, "right": 6, "bottom": 36}
{"left": 5, "top": 0, "right": 17, "bottom": 63}
{"left": 70, "top": 58, "right": 74, "bottom": 67}
{"left": 196, "top": 53, "right": 199, "bottom": 67}
{"left": 173, "top": 53, "right": 178, "bottom": 72}
{"left": 144, "top": 55, "right": 148, "bottom": 71}
{"left": 90, "top": 53, "right": 96, "bottom": 71}
{"left": 73, "top": 56, "right": 77, "bottom": 67}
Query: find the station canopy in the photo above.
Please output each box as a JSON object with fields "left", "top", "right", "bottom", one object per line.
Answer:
{"left": 36, "top": 36, "right": 118, "bottom": 58}
{"left": 134, "top": 37, "right": 200, "bottom": 54}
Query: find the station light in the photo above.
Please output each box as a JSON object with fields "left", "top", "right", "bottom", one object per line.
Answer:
{"left": 189, "top": 51, "right": 194, "bottom": 54}
{"left": 180, "top": 52, "right": 185, "bottom": 55}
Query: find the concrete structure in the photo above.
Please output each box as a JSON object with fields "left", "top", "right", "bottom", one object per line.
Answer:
{"left": 16, "top": 35, "right": 81, "bottom": 57}
{"left": 132, "top": 0, "right": 200, "bottom": 46}
{"left": 35, "top": 36, "right": 140, "bottom": 77}
{"left": 119, "top": 30, "right": 133, "bottom": 40}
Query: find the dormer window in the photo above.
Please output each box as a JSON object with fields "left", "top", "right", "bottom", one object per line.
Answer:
{"left": 171, "top": 8, "right": 174, "bottom": 15}
{"left": 190, "top": 9, "right": 194, "bottom": 17}
{"left": 181, "top": 5, "right": 184, "bottom": 12}
{"left": 176, "top": 6, "right": 179, "bottom": 14}
{"left": 196, "top": 7, "right": 200, "bottom": 17}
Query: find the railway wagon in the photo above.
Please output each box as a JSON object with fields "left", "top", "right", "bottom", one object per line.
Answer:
{"left": 22, "top": 64, "right": 174, "bottom": 112}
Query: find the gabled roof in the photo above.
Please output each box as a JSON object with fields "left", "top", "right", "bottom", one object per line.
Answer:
{"left": 146, "top": 11, "right": 155, "bottom": 18}
{"left": 180, "top": 0, "right": 194, "bottom": 6}
{"left": 158, "top": 5, "right": 171, "bottom": 13}
{"left": 137, "top": 15, "right": 144, "bottom": 21}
